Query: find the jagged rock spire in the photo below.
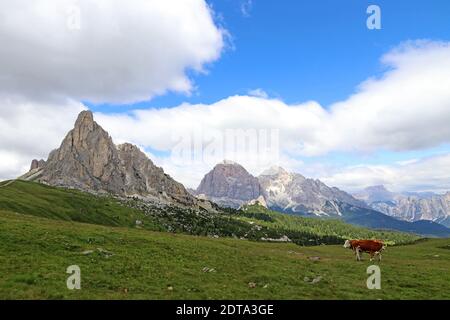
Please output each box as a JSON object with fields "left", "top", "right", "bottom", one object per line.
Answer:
{"left": 34, "top": 110, "right": 195, "bottom": 205}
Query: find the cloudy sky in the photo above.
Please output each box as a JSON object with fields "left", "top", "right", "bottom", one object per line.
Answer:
{"left": 1, "top": 0, "right": 450, "bottom": 194}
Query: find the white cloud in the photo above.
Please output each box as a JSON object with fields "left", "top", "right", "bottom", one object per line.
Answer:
{"left": 321, "top": 153, "right": 450, "bottom": 194}
{"left": 0, "top": 0, "right": 224, "bottom": 104}
{"left": 92, "top": 40, "right": 450, "bottom": 189}
{"left": 247, "top": 88, "right": 269, "bottom": 99}
{"left": 0, "top": 96, "right": 85, "bottom": 179}
{"left": 96, "top": 41, "right": 450, "bottom": 157}
{"left": 320, "top": 40, "right": 450, "bottom": 155}
{"left": 1, "top": 33, "right": 449, "bottom": 194}
{"left": 0, "top": 150, "right": 29, "bottom": 180}
{"left": 0, "top": 0, "right": 225, "bottom": 180}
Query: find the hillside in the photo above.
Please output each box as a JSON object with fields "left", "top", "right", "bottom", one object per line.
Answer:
{"left": 345, "top": 210, "right": 450, "bottom": 238}
{"left": 240, "top": 203, "right": 450, "bottom": 239}
{"left": 0, "top": 210, "right": 449, "bottom": 300}
{"left": 0, "top": 181, "right": 419, "bottom": 245}
{"left": 0, "top": 180, "right": 158, "bottom": 230}
{"left": 239, "top": 204, "right": 420, "bottom": 245}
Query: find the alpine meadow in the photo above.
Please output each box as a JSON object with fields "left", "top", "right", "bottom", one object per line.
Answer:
{"left": 1, "top": 0, "right": 450, "bottom": 307}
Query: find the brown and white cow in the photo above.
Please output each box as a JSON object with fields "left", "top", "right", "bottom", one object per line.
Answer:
{"left": 344, "top": 239, "right": 386, "bottom": 261}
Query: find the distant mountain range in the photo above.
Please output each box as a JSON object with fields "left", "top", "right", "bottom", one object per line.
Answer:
{"left": 193, "top": 162, "right": 450, "bottom": 237}
{"left": 17, "top": 110, "right": 450, "bottom": 238}
{"left": 354, "top": 185, "right": 450, "bottom": 228}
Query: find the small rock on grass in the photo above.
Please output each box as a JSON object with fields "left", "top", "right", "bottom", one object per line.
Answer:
{"left": 312, "top": 276, "right": 322, "bottom": 284}
{"left": 304, "top": 276, "right": 323, "bottom": 284}
{"left": 97, "top": 247, "right": 114, "bottom": 258}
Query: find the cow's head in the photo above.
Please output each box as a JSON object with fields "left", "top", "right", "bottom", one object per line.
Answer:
{"left": 343, "top": 240, "right": 351, "bottom": 249}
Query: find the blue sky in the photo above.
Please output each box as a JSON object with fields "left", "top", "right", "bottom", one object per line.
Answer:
{"left": 87, "top": 0, "right": 450, "bottom": 111}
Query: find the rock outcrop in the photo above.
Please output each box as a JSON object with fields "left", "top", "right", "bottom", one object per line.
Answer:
{"left": 246, "top": 195, "right": 268, "bottom": 208}
{"left": 39, "top": 110, "right": 126, "bottom": 194}
{"left": 25, "top": 110, "right": 195, "bottom": 206}
{"left": 258, "top": 166, "right": 369, "bottom": 217}
{"left": 195, "top": 161, "right": 265, "bottom": 208}
{"left": 30, "top": 159, "right": 46, "bottom": 171}
{"left": 117, "top": 143, "right": 194, "bottom": 205}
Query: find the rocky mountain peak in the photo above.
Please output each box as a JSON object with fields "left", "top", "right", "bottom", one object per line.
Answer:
{"left": 258, "top": 166, "right": 367, "bottom": 216}
{"left": 196, "top": 161, "right": 264, "bottom": 208}
{"left": 260, "top": 166, "right": 289, "bottom": 177}
{"left": 354, "top": 185, "right": 395, "bottom": 203}
{"left": 221, "top": 159, "right": 239, "bottom": 166}
{"left": 75, "top": 110, "right": 94, "bottom": 126}
{"left": 28, "top": 110, "right": 196, "bottom": 206}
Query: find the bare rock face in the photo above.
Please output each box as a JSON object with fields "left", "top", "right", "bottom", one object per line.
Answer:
{"left": 196, "top": 161, "right": 265, "bottom": 208}
{"left": 34, "top": 110, "right": 195, "bottom": 205}
{"left": 355, "top": 185, "right": 450, "bottom": 227}
{"left": 117, "top": 143, "right": 194, "bottom": 205}
{"left": 246, "top": 195, "right": 268, "bottom": 208}
{"left": 39, "top": 111, "right": 126, "bottom": 194}
{"left": 195, "top": 163, "right": 367, "bottom": 214}
{"left": 258, "top": 166, "right": 368, "bottom": 217}
{"left": 30, "top": 159, "right": 46, "bottom": 171}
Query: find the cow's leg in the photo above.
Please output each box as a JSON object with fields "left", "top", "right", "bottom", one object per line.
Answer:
{"left": 356, "top": 247, "right": 362, "bottom": 261}
{"left": 370, "top": 252, "right": 374, "bottom": 261}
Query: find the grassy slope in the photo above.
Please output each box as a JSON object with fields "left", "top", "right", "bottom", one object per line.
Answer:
{"left": 239, "top": 205, "right": 420, "bottom": 245}
{"left": 0, "top": 181, "right": 419, "bottom": 245}
{"left": 0, "top": 180, "right": 161, "bottom": 230}
{"left": 0, "top": 210, "right": 449, "bottom": 300}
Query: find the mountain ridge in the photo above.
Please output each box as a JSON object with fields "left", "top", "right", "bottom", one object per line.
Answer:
{"left": 194, "top": 162, "right": 450, "bottom": 237}
{"left": 354, "top": 185, "right": 450, "bottom": 228}
{"left": 195, "top": 161, "right": 265, "bottom": 208}
{"left": 21, "top": 110, "right": 197, "bottom": 207}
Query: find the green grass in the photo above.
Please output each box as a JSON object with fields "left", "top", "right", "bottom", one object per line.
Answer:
{"left": 0, "top": 181, "right": 443, "bottom": 300}
{"left": 0, "top": 180, "right": 161, "bottom": 230}
{"left": 0, "top": 210, "right": 449, "bottom": 300}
